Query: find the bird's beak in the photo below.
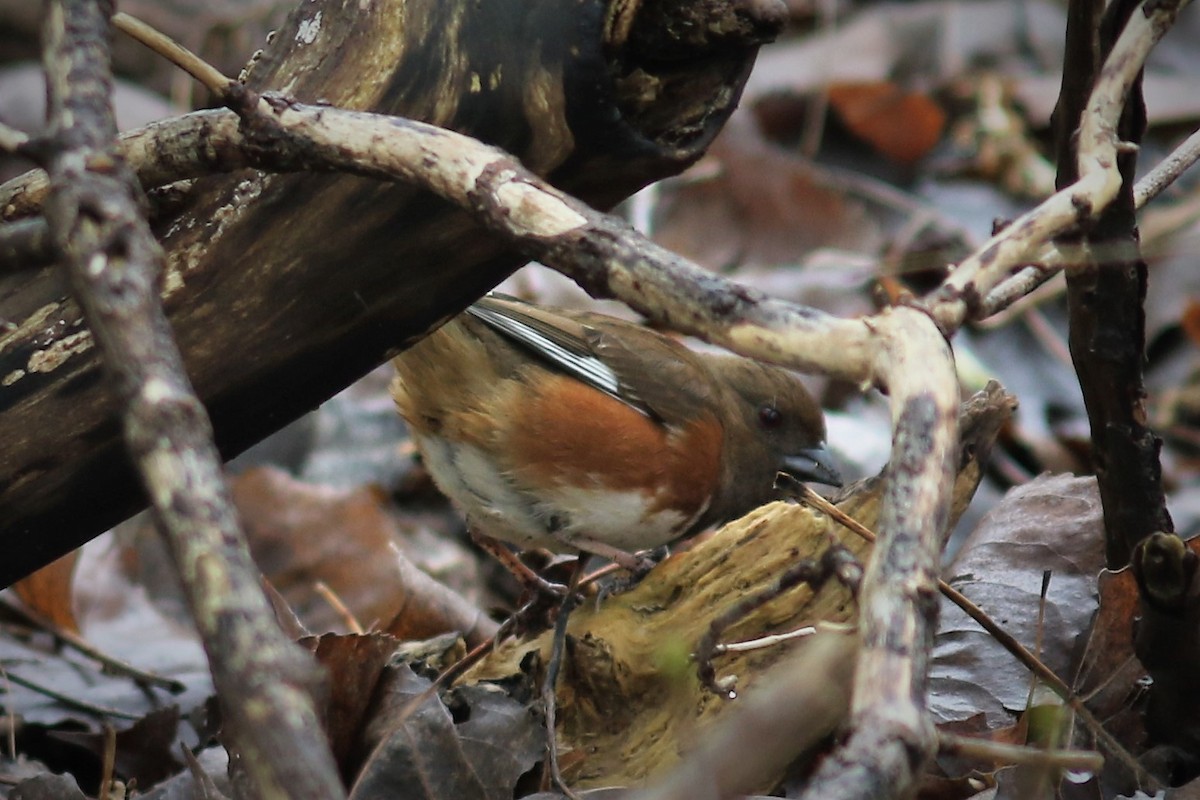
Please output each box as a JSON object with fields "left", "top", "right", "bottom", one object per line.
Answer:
{"left": 781, "top": 445, "right": 843, "bottom": 487}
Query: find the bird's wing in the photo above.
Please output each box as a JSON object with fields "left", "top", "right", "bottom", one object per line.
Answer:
{"left": 468, "top": 295, "right": 718, "bottom": 424}
{"left": 466, "top": 294, "right": 628, "bottom": 408}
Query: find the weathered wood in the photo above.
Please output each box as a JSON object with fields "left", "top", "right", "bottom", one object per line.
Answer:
{"left": 458, "top": 384, "right": 1011, "bottom": 792}
{"left": 0, "top": 0, "right": 778, "bottom": 585}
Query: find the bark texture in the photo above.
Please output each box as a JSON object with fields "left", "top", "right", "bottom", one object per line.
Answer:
{"left": 0, "top": 0, "right": 776, "bottom": 585}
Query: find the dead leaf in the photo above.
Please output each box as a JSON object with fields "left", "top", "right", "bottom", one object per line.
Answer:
{"left": 827, "top": 81, "right": 946, "bottom": 164}
{"left": 349, "top": 662, "right": 541, "bottom": 800}
{"left": 1073, "top": 567, "right": 1146, "bottom": 754}
{"left": 301, "top": 632, "right": 402, "bottom": 777}
{"left": 12, "top": 551, "right": 81, "bottom": 634}
{"left": 931, "top": 474, "right": 1106, "bottom": 726}
{"left": 232, "top": 467, "right": 494, "bottom": 644}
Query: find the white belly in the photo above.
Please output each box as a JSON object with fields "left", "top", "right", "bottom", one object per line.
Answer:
{"left": 413, "top": 433, "right": 703, "bottom": 553}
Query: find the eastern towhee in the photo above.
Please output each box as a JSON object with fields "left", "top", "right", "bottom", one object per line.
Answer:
{"left": 391, "top": 294, "right": 840, "bottom": 573}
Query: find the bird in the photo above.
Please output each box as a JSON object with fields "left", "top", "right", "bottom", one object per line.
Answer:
{"left": 391, "top": 294, "right": 840, "bottom": 577}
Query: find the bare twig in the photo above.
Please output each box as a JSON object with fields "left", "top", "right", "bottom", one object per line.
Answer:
{"left": 98, "top": 724, "right": 117, "bottom": 800}
{"left": 37, "top": 2, "right": 344, "bottom": 797}
{"left": 112, "top": 12, "right": 231, "bottom": 95}
{"left": 3, "top": 670, "right": 139, "bottom": 721}
{"left": 799, "top": 487, "right": 1158, "bottom": 790}
{"left": 1135, "top": 125, "right": 1200, "bottom": 208}
{"left": 977, "top": 264, "right": 1064, "bottom": 326}
{"left": 938, "top": 730, "right": 1104, "bottom": 773}
{"left": 695, "top": 543, "right": 862, "bottom": 695}
{"left": 542, "top": 562, "right": 586, "bottom": 799}
{"left": 2, "top": 668, "right": 14, "bottom": 759}
{"left": 928, "top": 0, "right": 1187, "bottom": 331}
{"left": 0, "top": 595, "right": 185, "bottom": 692}
{"left": 977, "top": 160, "right": 1200, "bottom": 321}
{"left": 312, "top": 581, "right": 364, "bottom": 634}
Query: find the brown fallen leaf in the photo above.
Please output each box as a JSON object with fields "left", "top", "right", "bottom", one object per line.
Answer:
{"left": 301, "top": 631, "right": 404, "bottom": 778}
{"left": 12, "top": 550, "right": 81, "bottom": 634}
{"left": 231, "top": 467, "right": 496, "bottom": 646}
{"left": 827, "top": 80, "right": 947, "bottom": 165}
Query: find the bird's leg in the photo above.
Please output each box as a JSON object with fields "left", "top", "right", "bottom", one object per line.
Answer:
{"left": 560, "top": 533, "right": 660, "bottom": 576}
{"left": 470, "top": 528, "right": 569, "bottom": 596}
{"left": 542, "top": 558, "right": 587, "bottom": 798}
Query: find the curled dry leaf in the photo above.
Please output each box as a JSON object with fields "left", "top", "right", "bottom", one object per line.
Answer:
{"left": 231, "top": 467, "right": 495, "bottom": 646}
{"left": 11, "top": 551, "right": 81, "bottom": 635}
{"left": 826, "top": 81, "right": 947, "bottom": 165}
{"left": 349, "top": 662, "right": 542, "bottom": 800}
{"left": 932, "top": 474, "right": 1107, "bottom": 727}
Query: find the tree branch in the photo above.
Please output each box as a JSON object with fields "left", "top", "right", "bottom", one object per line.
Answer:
{"left": 927, "top": 0, "right": 1185, "bottom": 331}
{"left": 0, "top": 0, "right": 771, "bottom": 585}
{"left": 37, "top": 1, "right": 343, "bottom": 796}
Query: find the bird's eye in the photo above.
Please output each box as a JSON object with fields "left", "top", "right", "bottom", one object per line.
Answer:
{"left": 758, "top": 405, "right": 783, "bottom": 429}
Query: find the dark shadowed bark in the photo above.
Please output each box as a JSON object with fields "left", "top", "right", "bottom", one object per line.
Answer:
{"left": 0, "top": 0, "right": 779, "bottom": 585}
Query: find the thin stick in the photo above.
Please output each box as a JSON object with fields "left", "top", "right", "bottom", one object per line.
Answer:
{"left": 542, "top": 560, "right": 586, "bottom": 800}
{"left": 2, "top": 668, "right": 16, "bottom": 759}
{"left": 939, "top": 730, "right": 1103, "bottom": 772}
{"left": 313, "top": 581, "right": 364, "bottom": 634}
{"left": 3, "top": 670, "right": 139, "bottom": 721}
{"left": 1135, "top": 126, "right": 1200, "bottom": 208}
{"left": 796, "top": 483, "right": 1156, "bottom": 789}
{"left": 98, "top": 724, "right": 117, "bottom": 800}
{"left": 111, "top": 13, "right": 231, "bottom": 95}
{"left": 0, "top": 596, "right": 185, "bottom": 692}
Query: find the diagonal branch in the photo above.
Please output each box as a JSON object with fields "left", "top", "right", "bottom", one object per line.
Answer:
{"left": 35, "top": 1, "right": 343, "bottom": 797}
{"left": 928, "top": 0, "right": 1187, "bottom": 332}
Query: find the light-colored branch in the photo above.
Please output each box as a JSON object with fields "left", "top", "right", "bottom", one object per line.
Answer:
{"left": 928, "top": 0, "right": 1187, "bottom": 332}
{"left": 244, "top": 98, "right": 880, "bottom": 383}
{"left": 977, "top": 265, "right": 1064, "bottom": 326}
{"left": 982, "top": 63, "right": 1199, "bottom": 324}
{"left": 796, "top": 308, "right": 959, "bottom": 799}
{"left": 38, "top": 2, "right": 344, "bottom": 798}
{"left": 1134, "top": 124, "right": 1200, "bottom": 208}
{"left": 112, "top": 12, "right": 232, "bottom": 95}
